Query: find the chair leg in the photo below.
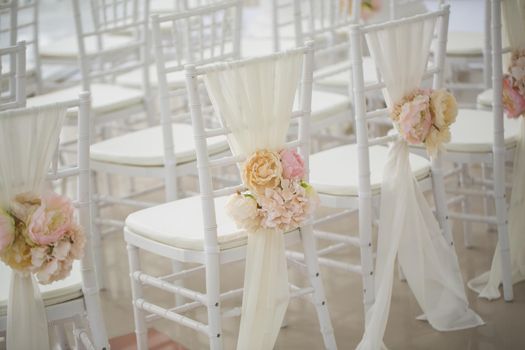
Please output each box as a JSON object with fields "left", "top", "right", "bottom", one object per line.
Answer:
{"left": 54, "top": 323, "right": 69, "bottom": 350}
{"left": 91, "top": 170, "right": 105, "bottom": 290}
{"left": 301, "top": 225, "right": 337, "bottom": 350}
{"left": 459, "top": 164, "right": 473, "bottom": 248}
{"left": 204, "top": 249, "right": 223, "bottom": 350}
{"left": 127, "top": 244, "right": 149, "bottom": 350}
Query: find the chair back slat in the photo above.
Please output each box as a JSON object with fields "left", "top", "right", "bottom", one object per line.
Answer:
{"left": 0, "top": 41, "right": 26, "bottom": 111}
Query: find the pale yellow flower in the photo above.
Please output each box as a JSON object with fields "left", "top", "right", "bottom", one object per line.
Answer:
{"left": 242, "top": 150, "right": 283, "bottom": 194}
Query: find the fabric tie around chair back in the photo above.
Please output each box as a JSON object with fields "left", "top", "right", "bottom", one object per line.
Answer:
{"left": 356, "top": 15, "right": 484, "bottom": 350}
{"left": 203, "top": 52, "right": 305, "bottom": 350}
{"left": 468, "top": 0, "right": 525, "bottom": 300}
{"left": 0, "top": 105, "right": 67, "bottom": 350}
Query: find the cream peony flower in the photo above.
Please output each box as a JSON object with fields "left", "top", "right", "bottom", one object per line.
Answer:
{"left": 225, "top": 193, "right": 261, "bottom": 232}
{"left": 426, "top": 89, "right": 458, "bottom": 156}
{"left": 0, "top": 208, "right": 15, "bottom": 252}
{"left": 242, "top": 150, "right": 283, "bottom": 194}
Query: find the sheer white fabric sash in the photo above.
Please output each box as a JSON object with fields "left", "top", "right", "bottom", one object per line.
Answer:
{"left": 468, "top": 0, "right": 525, "bottom": 300}
{"left": 203, "top": 52, "right": 303, "bottom": 350}
{"left": 356, "top": 17, "right": 483, "bottom": 350}
{"left": 0, "top": 105, "right": 66, "bottom": 350}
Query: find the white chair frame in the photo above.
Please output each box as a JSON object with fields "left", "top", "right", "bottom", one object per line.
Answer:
{"left": 0, "top": 92, "right": 109, "bottom": 350}
{"left": 90, "top": 0, "right": 242, "bottom": 288}
{"left": 125, "top": 45, "right": 337, "bottom": 350}
{"left": 300, "top": 6, "right": 454, "bottom": 317}
{"left": 439, "top": 0, "right": 514, "bottom": 301}
{"left": 0, "top": 41, "right": 26, "bottom": 111}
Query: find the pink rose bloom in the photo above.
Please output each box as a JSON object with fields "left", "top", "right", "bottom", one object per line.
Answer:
{"left": 503, "top": 75, "right": 525, "bottom": 118}
{"left": 280, "top": 149, "right": 305, "bottom": 180}
{"left": 27, "top": 193, "right": 75, "bottom": 246}
{"left": 398, "top": 94, "right": 432, "bottom": 144}
{"left": 0, "top": 208, "right": 15, "bottom": 252}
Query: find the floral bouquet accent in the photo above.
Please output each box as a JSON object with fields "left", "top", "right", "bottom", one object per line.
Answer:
{"left": 339, "top": 0, "right": 382, "bottom": 20}
{"left": 503, "top": 49, "right": 525, "bottom": 118}
{"left": 390, "top": 88, "right": 458, "bottom": 156}
{"left": 226, "top": 149, "right": 319, "bottom": 233}
{"left": 0, "top": 192, "right": 85, "bottom": 284}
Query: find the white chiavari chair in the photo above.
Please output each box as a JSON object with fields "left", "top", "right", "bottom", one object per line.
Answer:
{"left": 124, "top": 45, "right": 337, "bottom": 350}
{"left": 0, "top": 92, "right": 109, "bottom": 350}
{"left": 350, "top": 7, "right": 483, "bottom": 348}
{"left": 89, "top": 1, "right": 239, "bottom": 289}
{"left": 440, "top": 0, "right": 525, "bottom": 302}
{"left": 304, "top": 3, "right": 469, "bottom": 320}
{"left": 27, "top": 0, "right": 154, "bottom": 131}
{"left": 0, "top": 41, "right": 25, "bottom": 111}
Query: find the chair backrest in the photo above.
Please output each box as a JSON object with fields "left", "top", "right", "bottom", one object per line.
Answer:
{"left": 151, "top": 0, "right": 242, "bottom": 201}
{"left": 71, "top": 0, "right": 151, "bottom": 93}
{"left": 271, "top": 0, "right": 357, "bottom": 52}
{"left": 349, "top": 5, "right": 451, "bottom": 248}
{"left": 0, "top": 41, "right": 26, "bottom": 111}
{"left": 185, "top": 44, "right": 314, "bottom": 250}
{"left": 0, "top": 92, "right": 108, "bottom": 349}
{"left": 0, "top": 0, "right": 41, "bottom": 94}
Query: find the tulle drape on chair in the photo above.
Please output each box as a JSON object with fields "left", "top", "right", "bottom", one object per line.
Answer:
{"left": 356, "top": 16, "right": 483, "bottom": 350}
{"left": 203, "top": 52, "right": 303, "bottom": 350}
{"left": 0, "top": 104, "right": 67, "bottom": 350}
{"left": 468, "top": 0, "right": 525, "bottom": 300}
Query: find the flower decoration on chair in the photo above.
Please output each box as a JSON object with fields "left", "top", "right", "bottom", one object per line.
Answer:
{"left": 503, "top": 49, "right": 525, "bottom": 118}
{"left": 0, "top": 191, "right": 85, "bottom": 284}
{"left": 226, "top": 149, "right": 319, "bottom": 233}
{"left": 340, "top": 0, "right": 382, "bottom": 21}
{"left": 390, "top": 88, "right": 458, "bottom": 156}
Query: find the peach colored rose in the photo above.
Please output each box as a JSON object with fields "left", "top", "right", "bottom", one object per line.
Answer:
{"left": 280, "top": 149, "right": 305, "bottom": 180}
{"left": 242, "top": 150, "right": 283, "bottom": 194}
{"left": 0, "top": 208, "right": 15, "bottom": 252}
{"left": 397, "top": 94, "right": 432, "bottom": 144}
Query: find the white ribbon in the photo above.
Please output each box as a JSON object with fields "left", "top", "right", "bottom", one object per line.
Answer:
{"left": 7, "top": 274, "right": 50, "bottom": 350}
{"left": 467, "top": 0, "right": 525, "bottom": 300}
{"left": 0, "top": 104, "right": 66, "bottom": 350}
{"left": 203, "top": 52, "right": 303, "bottom": 349}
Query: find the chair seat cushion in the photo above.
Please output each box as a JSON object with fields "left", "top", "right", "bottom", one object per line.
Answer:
{"left": 477, "top": 89, "right": 493, "bottom": 108}
{"left": 40, "top": 34, "right": 133, "bottom": 59}
{"left": 315, "top": 57, "right": 378, "bottom": 89}
{"left": 445, "top": 31, "right": 484, "bottom": 57}
{"left": 444, "top": 109, "right": 521, "bottom": 153}
{"left": 117, "top": 64, "right": 186, "bottom": 89}
{"left": 90, "top": 123, "right": 229, "bottom": 166}
{"left": 310, "top": 144, "right": 431, "bottom": 196}
{"left": 0, "top": 261, "right": 83, "bottom": 316}
{"left": 27, "top": 83, "right": 144, "bottom": 116}
{"left": 126, "top": 196, "right": 248, "bottom": 251}
{"left": 310, "top": 90, "right": 351, "bottom": 122}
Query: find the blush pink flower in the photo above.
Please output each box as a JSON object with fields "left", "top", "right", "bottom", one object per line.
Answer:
{"left": 0, "top": 208, "right": 15, "bottom": 252}
{"left": 280, "top": 149, "right": 305, "bottom": 180}
{"left": 503, "top": 75, "right": 525, "bottom": 118}
{"left": 397, "top": 94, "right": 432, "bottom": 144}
{"left": 27, "top": 193, "right": 75, "bottom": 246}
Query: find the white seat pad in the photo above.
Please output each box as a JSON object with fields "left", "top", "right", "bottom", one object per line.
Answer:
{"left": 310, "top": 90, "right": 351, "bottom": 122}
{"left": 117, "top": 64, "right": 186, "bottom": 89}
{"left": 310, "top": 144, "right": 431, "bottom": 196}
{"left": 0, "top": 261, "right": 83, "bottom": 316}
{"left": 444, "top": 109, "right": 520, "bottom": 153}
{"left": 477, "top": 89, "right": 493, "bottom": 108}
{"left": 445, "top": 31, "right": 484, "bottom": 57}
{"left": 315, "top": 57, "right": 378, "bottom": 89}
{"left": 126, "top": 196, "right": 248, "bottom": 251}
{"left": 90, "top": 123, "right": 229, "bottom": 166}
{"left": 27, "top": 83, "right": 144, "bottom": 116}
{"left": 40, "top": 34, "right": 133, "bottom": 59}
